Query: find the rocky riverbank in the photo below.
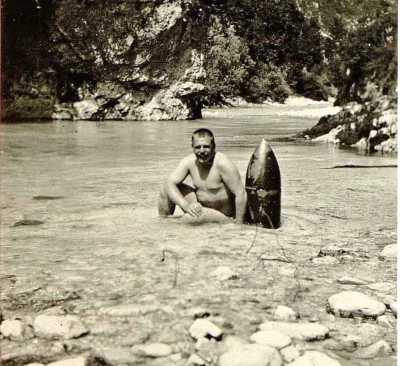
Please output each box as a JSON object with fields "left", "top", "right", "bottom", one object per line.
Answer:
{"left": 1, "top": 243, "right": 397, "bottom": 366}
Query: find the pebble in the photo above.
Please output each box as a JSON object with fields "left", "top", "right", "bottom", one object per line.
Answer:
{"left": 258, "top": 321, "right": 329, "bottom": 341}
{"left": 352, "top": 340, "right": 392, "bottom": 359}
{"left": 280, "top": 345, "right": 300, "bottom": 363}
{"left": 186, "top": 354, "right": 207, "bottom": 365}
{"left": 33, "top": 315, "right": 88, "bottom": 340}
{"left": 131, "top": 343, "right": 172, "bottom": 357}
{"left": 189, "top": 319, "right": 223, "bottom": 340}
{"left": 379, "top": 244, "right": 397, "bottom": 258}
{"left": 287, "top": 351, "right": 341, "bottom": 365}
{"left": 47, "top": 357, "right": 86, "bottom": 366}
{"left": 250, "top": 330, "right": 291, "bottom": 350}
{"left": 273, "top": 305, "right": 298, "bottom": 322}
{"left": 337, "top": 276, "right": 369, "bottom": 285}
{"left": 219, "top": 344, "right": 282, "bottom": 366}
{"left": 327, "top": 291, "right": 386, "bottom": 318}
{"left": 210, "top": 266, "right": 239, "bottom": 281}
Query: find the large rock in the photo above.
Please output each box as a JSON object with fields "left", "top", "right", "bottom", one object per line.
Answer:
{"left": 327, "top": 291, "right": 386, "bottom": 318}
{"left": 258, "top": 321, "right": 329, "bottom": 341}
{"left": 287, "top": 351, "right": 341, "bottom": 366}
{"left": 250, "top": 330, "right": 291, "bottom": 350}
{"left": 33, "top": 315, "right": 88, "bottom": 339}
{"left": 219, "top": 344, "right": 282, "bottom": 366}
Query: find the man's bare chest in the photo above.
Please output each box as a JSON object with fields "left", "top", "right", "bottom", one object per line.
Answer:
{"left": 189, "top": 165, "right": 224, "bottom": 191}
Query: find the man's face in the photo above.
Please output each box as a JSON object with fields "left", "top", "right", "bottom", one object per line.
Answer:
{"left": 192, "top": 134, "right": 215, "bottom": 164}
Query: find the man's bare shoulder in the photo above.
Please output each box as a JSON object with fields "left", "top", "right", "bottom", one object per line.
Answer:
{"left": 215, "top": 152, "right": 234, "bottom": 166}
{"left": 180, "top": 154, "right": 197, "bottom": 167}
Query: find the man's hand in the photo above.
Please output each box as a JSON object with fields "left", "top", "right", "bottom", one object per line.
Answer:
{"left": 183, "top": 202, "right": 203, "bottom": 217}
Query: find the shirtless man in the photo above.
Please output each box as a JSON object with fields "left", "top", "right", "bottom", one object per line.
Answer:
{"left": 158, "top": 128, "right": 247, "bottom": 224}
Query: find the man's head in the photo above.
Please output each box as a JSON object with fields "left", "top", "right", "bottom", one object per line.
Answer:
{"left": 191, "top": 128, "right": 216, "bottom": 164}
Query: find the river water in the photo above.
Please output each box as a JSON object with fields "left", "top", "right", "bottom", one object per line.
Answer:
{"left": 1, "top": 100, "right": 397, "bottom": 364}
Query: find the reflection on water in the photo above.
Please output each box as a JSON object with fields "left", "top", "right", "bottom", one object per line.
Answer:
{"left": 1, "top": 103, "right": 397, "bottom": 355}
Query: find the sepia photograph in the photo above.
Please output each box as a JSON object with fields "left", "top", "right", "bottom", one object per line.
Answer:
{"left": 1, "top": 0, "right": 397, "bottom": 365}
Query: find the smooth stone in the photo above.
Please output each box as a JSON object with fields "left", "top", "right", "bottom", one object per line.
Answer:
{"left": 379, "top": 244, "right": 397, "bottom": 258}
{"left": 189, "top": 319, "right": 223, "bottom": 340}
{"left": 280, "top": 345, "right": 300, "bottom": 363}
{"left": 250, "top": 330, "right": 291, "bottom": 350}
{"left": 210, "top": 266, "right": 239, "bottom": 281}
{"left": 352, "top": 340, "right": 392, "bottom": 359}
{"left": 219, "top": 344, "right": 282, "bottom": 366}
{"left": 33, "top": 315, "right": 88, "bottom": 340}
{"left": 273, "top": 305, "right": 298, "bottom": 322}
{"left": 186, "top": 354, "right": 207, "bottom": 365}
{"left": 47, "top": 357, "right": 86, "bottom": 366}
{"left": 287, "top": 351, "right": 341, "bottom": 366}
{"left": 337, "top": 276, "right": 369, "bottom": 285}
{"left": 328, "top": 291, "right": 386, "bottom": 318}
{"left": 131, "top": 343, "right": 172, "bottom": 357}
{"left": 94, "top": 347, "right": 138, "bottom": 364}
{"left": 258, "top": 321, "right": 329, "bottom": 341}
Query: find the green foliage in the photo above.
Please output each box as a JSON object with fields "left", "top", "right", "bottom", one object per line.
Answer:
{"left": 204, "top": 20, "right": 252, "bottom": 102}
{"left": 242, "top": 63, "right": 291, "bottom": 103}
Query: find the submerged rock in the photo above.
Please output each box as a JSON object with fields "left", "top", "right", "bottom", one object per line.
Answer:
{"left": 210, "top": 266, "right": 239, "bottom": 281}
{"left": 287, "top": 351, "right": 341, "bottom": 366}
{"left": 219, "top": 344, "right": 282, "bottom": 366}
{"left": 258, "top": 321, "right": 329, "bottom": 341}
{"left": 327, "top": 291, "right": 386, "bottom": 318}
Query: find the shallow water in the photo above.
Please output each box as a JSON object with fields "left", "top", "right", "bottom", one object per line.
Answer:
{"left": 1, "top": 101, "right": 397, "bottom": 364}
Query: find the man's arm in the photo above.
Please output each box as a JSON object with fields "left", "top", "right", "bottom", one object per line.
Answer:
{"left": 164, "top": 157, "right": 202, "bottom": 217}
{"left": 218, "top": 156, "right": 247, "bottom": 224}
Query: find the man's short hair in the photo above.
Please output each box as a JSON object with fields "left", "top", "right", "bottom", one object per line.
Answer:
{"left": 192, "top": 128, "right": 215, "bottom": 147}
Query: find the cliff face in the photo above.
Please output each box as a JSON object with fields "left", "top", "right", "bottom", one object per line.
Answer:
{"left": 2, "top": 0, "right": 209, "bottom": 121}
{"left": 51, "top": 0, "right": 209, "bottom": 121}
